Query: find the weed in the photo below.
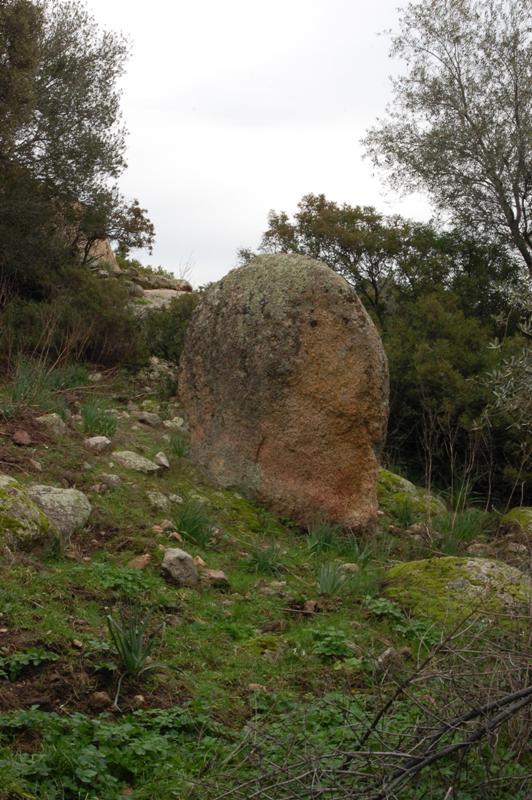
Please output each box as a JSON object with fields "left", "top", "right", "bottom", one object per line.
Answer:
{"left": 316, "top": 562, "right": 346, "bottom": 596}
{"left": 395, "top": 496, "right": 416, "bottom": 527}
{"left": 312, "top": 628, "right": 353, "bottom": 661}
{"left": 107, "top": 606, "right": 166, "bottom": 705}
{"left": 0, "top": 648, "right": 58, "bottom": 681}
{"left": 307, "top": 522, "right": 344, "bottom": 554}
{"left": 433, "top": 509, "right": 491, "bottom": 555}
{"left": 90, "top": 563, "right": 151, "bottom": 597}
{"left": 80, "top": 398, "right": 117, "bottom": 436}
{"left": 246, "top": 543, "right": 284, "bottom": 575}
{"left": 172, "top": 499, "right": 213, "bottom": 547}
{"left": 169, "top": 431, "right": 189, "bottom": 458}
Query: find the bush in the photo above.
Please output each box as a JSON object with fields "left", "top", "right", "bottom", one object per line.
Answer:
{"left": 141, "top": 292, "right": 200, "bottom": 365}
{"left": 172, "top": 500, "right": 213, "bottom": 547}
{"left": 246, "top": 544, "right": 284, "bottom": 575}
{"left": 169, "top": 432, "right": 189, "bottom": 458}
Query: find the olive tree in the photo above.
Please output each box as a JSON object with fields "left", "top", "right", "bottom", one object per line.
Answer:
{"left": 364, "top": 0, "right": 532, "bottom": 278}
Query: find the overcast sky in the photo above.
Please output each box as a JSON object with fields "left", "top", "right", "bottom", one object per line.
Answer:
{"left": 84, "top": 0, "right": 429, "bottom": 286}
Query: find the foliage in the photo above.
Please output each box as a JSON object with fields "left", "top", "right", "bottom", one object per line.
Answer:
{"left": 433, "top": 509, "right": 492, "bottom": 556}
{"left": 80, "top": 398, "right": 117, "bottom": 437}
{"left": 316, "top": 562, "right": 347, "bottom": 596}
{"left": 172, "top": 499, "right": 213, "bottom": 547}
{"left": 141, "top": 292, "right": 200, "bottom": 365}
{"left": 107, "top": 606, "right": 166, "bottom": 703}
{"left": 311, "top": 628, "right": 354, "bottom": 661}
{"left": 0, "top": 647, "right": 58, "bottom": 681}
{"left": 364, "top": 0, "right": 532, "bottom": 276}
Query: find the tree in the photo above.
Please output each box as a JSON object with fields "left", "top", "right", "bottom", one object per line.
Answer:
{"left": 0, "top": 0, "right": 153, "bottom": 298}
{"left": 364, "top": 0, "right": 532, "bottom": 278}
{"left": 239, "top": 193, "right": 520, "bottom": 325}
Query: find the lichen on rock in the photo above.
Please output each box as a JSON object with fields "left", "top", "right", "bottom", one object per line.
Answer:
{"left": 500, "top": 507, "right": 532, "bottom": 537}
{"left": 0, "top": 474, "right": 57, "bottom": 552}
{"left": 384, "top": 556, "right": 531, "bottom": 625}
{"left": 378, "top": 468, "right": 446, "bottom": 520}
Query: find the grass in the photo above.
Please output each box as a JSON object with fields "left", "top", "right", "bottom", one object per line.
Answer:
{"left": 246, "top": 543, "right": 284, "bottom": 575}
{"left": 169, "top": 431, "right": 189, "bottom": 457}
{"left": 172, "top": 499, "right": 213, "bottom": 546}
{"left": 317, "top": 561, "right": 347, "bottom": 596}
{"left": 80, "top": 398, "right": 117, "bottom": 436}
{"left": 433, "top": 509, "right": 492, "bottom": 555}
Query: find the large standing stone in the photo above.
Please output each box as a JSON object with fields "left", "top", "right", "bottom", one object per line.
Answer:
{"left": 179, "top": 254, "right": 388, "bottom": 529}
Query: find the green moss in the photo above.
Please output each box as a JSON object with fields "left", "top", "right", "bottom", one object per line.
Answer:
{"left": 501, "top": 507, "right": 532, "bottom": 535}
{"left": 0, "top": 480, "right": 57, "bottom": 551}
{"left": 378, "top": 468, "right": 446, "bottom": 520}
{"left": 385, "top": 556, "right": 531, "bottom": 626}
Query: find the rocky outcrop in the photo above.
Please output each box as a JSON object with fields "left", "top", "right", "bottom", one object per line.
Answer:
{"left": 385, "top": 556, "right": 531, "bottom": 624}
{"left": 179, "top": 253, "right": 389, "bottom": 529}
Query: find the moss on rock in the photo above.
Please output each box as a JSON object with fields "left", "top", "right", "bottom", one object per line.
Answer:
{"left": 0, "top": 474, "right": 58, "bottom": 552}
{"left": 378, "top": 468, "right": 446, "bottom": 520}
{"left": 500, "top": 507, "right": 532, "bottom": 536}
{"left": 384, "top": 556, "right": 531, "bottom": 625}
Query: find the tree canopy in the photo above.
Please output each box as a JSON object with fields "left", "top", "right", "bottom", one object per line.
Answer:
{"left": 364, "top": 0, "right": 532, "bottom": 277}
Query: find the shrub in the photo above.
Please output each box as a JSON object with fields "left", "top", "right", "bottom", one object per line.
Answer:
{"left": 312, "top": 628, "right": 354, "bottom": 661}
{"left": 80, "top": 398, "right": 117, "bottom": 436}
{"left": 172, "top": 500, "right": 213, "bottom": 547}
{"left": 433, "top": 509, "right": 492, "bottom": 555}
{"left": 307, "top": 522, "right": 344, "bottom": 554}
{"left": 141, "top": 293, "right": 200, "bottom": 365}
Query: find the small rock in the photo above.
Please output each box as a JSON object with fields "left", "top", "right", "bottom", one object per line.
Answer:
{"left": 35, "top": 412, "right": 67, "bottom": 438}
{"left": 88, "top": 372, "right": 104, "bottom": 383}
{"left": 376, "top": 646, "right": 402, "bottom": 671}
{"left": 13, "top": 430, "right": 32, "bottom": 446}
{"left": 466, "top": 542, "right": 490, "bottom": 556}
{"left": 163, "top": 417, "right": 185, "bottom": 430}
{"left": 201, "top": 568, "right": 230, "bottom": 589}
{"left": 132, "top": 694, "right": 146, "bottom": 708}
{"left": 169, "top": 493, "right": 184, "bottom": 505}
{"left": 169, "top": 531, "right": 183, "bottom": 542}
{"left": 193, "top": 555, "right": 206, "bottom": 568}
{"left": 339, "top": 562, "right": 360, "bottom": 574}
{"left": 84, "top": 436, "right": 112, "bottom": 453}
{"left": 112, "top": 451, "right": 160, "bottom": 474}
{"left": 100, "top": 473, "right": 121, "bottom": 488}
{"left": 303, "top": 599, "right": 319, "bottom": 615}
{"left": 152, "top": 525, "right": 163, "bottom": 535}
{"left": 154, "top": 451, "right": 170, "bottom": 469}
{"left": 91, "top": 691, "right": 112, "bottom": 709}
{"left": 135, "top": 411, "right": 162, "bottom": 428}
{"left": 147, "top": 491, "right": 170, "bottom": 511}
{"left": 505, "top": 542, "right": 528, "bottom": 555}
{"left": 261, "top": 619, "right": 287, "bottom": 632}
{"left": 159, "top": 519, "right": 175, "bottom": 532}
{"left": 161, "top": 547, "right": 199, "bottom": 587}
{"left": 29, "top": 459, "right": 43, "bottom": 472}
{"left": 128, "top": 553, "right": 152, "bottom": 569}
{"left": 259, "top": 580, "right": 288, "bottom": 597}
{"left": 72, "top": 639, "right": 84, "bottom": 649}
{"left": 248, "top": 683, "right": 267, "bottom": 692}
{"left": 90, "top": 483, "right": 108, "bottom": 494}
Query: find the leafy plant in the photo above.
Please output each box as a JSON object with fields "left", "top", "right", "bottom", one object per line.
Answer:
{"left": 312, "top": 628, "right": 353, "bottom": 661}
{"left": 307, "top": 522, "right": 345, "bottom": 554}
{"left": 80, "top": 398, "right": 117, "bottom": 436}
{"left": 90, "top": 563, "right": 151, "bottom": 597}
{"left": 246, "top": 543, "right": 284, "bottom": 575}
{"left": 363, "top": 595, "right": 404, "bottom": 621}
{"left": 172, "top": 500, "right": 213, "bottom": 547}
{"left": 106, "top": 606, "right": 166, "bottom": 705}
{"left": 169, "top": 431, "right": 189, "bottom": 458}
{"left": 0, "top": 648, "right": 58, "bottom": 681}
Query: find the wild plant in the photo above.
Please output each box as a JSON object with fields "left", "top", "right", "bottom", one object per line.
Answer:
{"left": 317, "top": 562, "right": 346, "bottom": 596}
{"left": 172, "top": 499, "right": 213, "bottom": 547}
{"left": 246, "top": 543, "right": 284, "bottom": 575}
{"left": 169, "top": 431, "right": 189, "bottom": 458}
{"left": 80, "top": 398, "right": 117, "bottom": 436}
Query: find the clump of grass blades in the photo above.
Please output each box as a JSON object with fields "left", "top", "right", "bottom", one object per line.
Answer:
{"left": 433, "top": 509, "right": 492, "bottom": 555}
{"left": 80, "top": 398, "right": 117, "bottom": 436}
{"left": 172, "top": 499, "right": 213, "bottom": 547}
{"left": 317, "top": 562, "right": 347, "bottom": 596}
{"left": 106, "top": 605, "right": 166, "bottom": 706}
{"left": 307, "top": 522, "right": 344, "bottom": 555}
{"left": 246, "top": 543, "right": 284, "bottom": 575}
{"left": 169, "top": 431, "right": 189, "bottom": 457}
{"left": 7, "top": 357, "right": 68, "bottom": 415}
{"left": 395, "top": 497, "right": 416, "bottom": 528}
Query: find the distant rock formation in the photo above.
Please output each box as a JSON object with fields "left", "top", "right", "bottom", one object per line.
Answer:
{"left": 179, "top": 253, "right": 389, "bottom": 530}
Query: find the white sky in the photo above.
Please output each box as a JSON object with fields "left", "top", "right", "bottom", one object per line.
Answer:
{"left": 84, "top": 0, "right": 429, "bottom": 286}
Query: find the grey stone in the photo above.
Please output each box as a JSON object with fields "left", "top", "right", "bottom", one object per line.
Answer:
{"left": 111, "top": 451, "right": 160, "bottom": 474}
{"left": 35, "top": 413, "right": 67, "bottom": 438}
{"left": 161, "top": 548, "right": 199, "bottom": 587}
{"left": 27, "top": 485, "right": 91, "bottom": 538}
{"left": 84, "top": 436, "right": 112, "bottom": 453}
